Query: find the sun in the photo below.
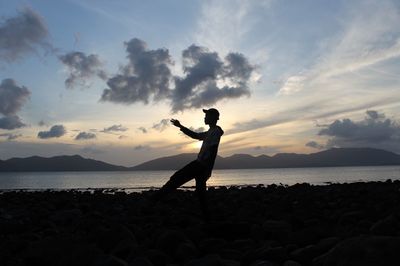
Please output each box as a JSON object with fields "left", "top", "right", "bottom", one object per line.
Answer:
{"left": 192, "top": 141, "right": 203, "bottom": 150}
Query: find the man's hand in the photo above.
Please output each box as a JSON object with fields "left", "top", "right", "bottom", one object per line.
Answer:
{"left": 170, "top": 119, "right": 182, "bottom": 128}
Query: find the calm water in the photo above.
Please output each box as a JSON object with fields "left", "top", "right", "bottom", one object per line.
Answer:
{"left": 0, "top": 166, "right": 399, "bottom": 192}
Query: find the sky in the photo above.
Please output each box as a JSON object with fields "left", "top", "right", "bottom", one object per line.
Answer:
{"left": 1, "top": 0, "right": 400, "bottom": 166}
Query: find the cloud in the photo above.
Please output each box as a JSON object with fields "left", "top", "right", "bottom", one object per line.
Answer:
{"left": 101, "top": 38, "right": 173, "bottom": 104}
{"left": 101, "top": 124, "right": 128, "bottom": 133}
{"left": 137, "top": 127, "right": 147, "bottom": 134}
{"left": 38, "top": 120, "right": 46, "bottom": 127}
{"left": 38, "top": 125, "right": 66, "bottom": 139}
{"left": 134, "top": 145, "right": 151, "bottom": 150}
{"left": 0, "top": 79, "right": 30, "bottom": 116}
{"left": 171, "top": 45, "right": 253, "bottom": 112}
{"left": 366, "top": 110, "right": 385, "bottom": 120}
{"left": 278, "top": 1, "right": 400, "bottom": 96}
{"left": 152, "top": 119, "right": 170, "bottom": 132}
{"left": 0, "top": 7, "right": 50, "bottom": 63}
{"left": 81, "top": 146, "right": 105, "bottom": 154}
{"left": 100, "top": 38, "right": 255, "bottom": 113}
{"left": 189, "top": 126, "right": 205, "bottom": 132}
{"left": 75, "top": 131, "right": 96, "bottom": 140}
{"left": 59, "top": 51, "right": 106, "bottom": 88}
{"left": 0, "top": 115, "right": 26, "bottom": 130}
{"left": 305, "top": 141, "right": 325, "bottom": 150}
{"left": 226, "top": 95, "right": 400, "bottom": 136}
{"left": 317, "top": 110, "right": 400, "bottom": 152}
{"left": 0, "top": 133, "right": 22, "bottom": 140}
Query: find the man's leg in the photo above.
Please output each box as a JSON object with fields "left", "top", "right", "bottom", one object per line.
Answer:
{"left": 195, "top": 176, "right": 209, "bottom": 219}
{"left": 154, "top": 161, "right": 197, "bottom": 200}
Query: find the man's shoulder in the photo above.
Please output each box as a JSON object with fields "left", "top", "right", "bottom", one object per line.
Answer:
{"left": 210, "top": 126, "right": 224, "bottom": 136}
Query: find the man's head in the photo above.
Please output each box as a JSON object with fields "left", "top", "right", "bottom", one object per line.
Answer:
{"left": 203, "top": 108, "right": 220, "bottom": 125}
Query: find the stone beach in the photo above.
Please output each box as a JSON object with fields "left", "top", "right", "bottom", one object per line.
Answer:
{"left": 1, "top": 180, "right": 400, "bottom": 266}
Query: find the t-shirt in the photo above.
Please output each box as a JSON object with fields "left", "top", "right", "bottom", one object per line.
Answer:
{"left": 180, "top": 125, "right": 224, "bottom": 176}
{"left": 197, "top": 126, "right": 224, "bottom": 164}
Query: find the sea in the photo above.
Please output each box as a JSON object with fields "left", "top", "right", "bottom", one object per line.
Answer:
{"left": 1, "top": 165, "right": 400, "bottom": 192}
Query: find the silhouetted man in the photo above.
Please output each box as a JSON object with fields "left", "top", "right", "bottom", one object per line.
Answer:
{"left": 155, "top": 108, "right": 224, "bottom": 217}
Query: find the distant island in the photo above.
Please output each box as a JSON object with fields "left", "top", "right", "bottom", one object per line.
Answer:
{"left": 0, "top": 148, "right": 400, "bottom": 172}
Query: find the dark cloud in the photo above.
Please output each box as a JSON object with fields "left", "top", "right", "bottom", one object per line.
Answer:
{"left": 137, "top": 127, "right": 148, "bottom": 134}
{"left": 101, "top": 124, "right": 128, "bottom": 133}
{"left": 0, "top": 115, "right": 25, "bottom": 129}
{"left": 254, "top": 145, "right": 269, "bottom": 150}
{"left": 366, "top": 110, "right": 385, "bottom": 120}
{"left": 134, "top": 145, "right": 151, "bottom": 150}
{"left": 59, "top": 51, "right": 106, "bottom": 88}
{"left": 305, "top": 141, "right": 325, "bottom": 150}
{"left": 0, "top": 79, "right": 29, "bottom": 130}
{"left": 171, "top": 45, "right": 253, "bottom": 112}
{"left": 152, "top": 119, "right": 170, "bottom": 132}
{"left": 38, "top": 125, "right": 66, "bottom": 139}
{"left": 0, "top": 79, "right": 30, "bottom": 116}
{"left": 118, "top": 135, "right": 128, "bottom": 140}
{"left": 101, "top": 39, "right": 254, "bottom": 113}
{"left": 38, "top": 120, "right": 46, "bottom": 127}
{"left": 0, "top": 7, "right": 49, "bottom": 63}
{"left": 317, "top": 110, "right": 400, "bottom": 152}
{"left": 101, "top": 38, "right": 172, "bottom": 104}
{"left": 80, "top": 146, "right": 105, "bottom": 154}
{"left": 0, "top": 133, "right": 22, "bottom": 140}
{"left": 75, "top": 131, "right": 96, "bottom": 140}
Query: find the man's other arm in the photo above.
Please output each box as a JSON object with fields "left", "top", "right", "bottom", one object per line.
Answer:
{"left": 180, "top": 126, "right": 206, "bottom": 140}
{"left": 170, "top": 119, "right": 206, "bottom": 140}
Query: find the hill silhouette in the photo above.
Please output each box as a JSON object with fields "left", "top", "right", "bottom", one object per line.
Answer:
{"left": 131, "top": 148, "right": 400, "bottom": 170}
{"left": 0, "top": 148, "right": 400, "bottom": 172}
{"left": 0, "top": 155, "right": 126, "bottom": 172}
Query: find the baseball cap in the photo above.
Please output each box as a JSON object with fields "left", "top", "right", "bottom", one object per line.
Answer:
{"left": 203, "top": 108, "right": 220, "bottom": 120}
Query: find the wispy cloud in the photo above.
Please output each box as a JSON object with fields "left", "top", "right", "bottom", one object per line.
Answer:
{"left": 227, "top": 94, "right": 400, "bottom": 135}
{"left": 279, "top": 1, "right": 400, "bottom": 95}
{"left": 194, "top": 0, "right": 272, "bottom": 54}
{"left": 101, "top": 124, "right": 128, "bottom": 133}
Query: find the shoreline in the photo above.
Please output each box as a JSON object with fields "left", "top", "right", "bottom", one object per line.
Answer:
{"left": 0, "top": 179, "right": 394, "bottom": 194}
{"left": 1, "top": 181, "right": 400, "bottom": 265}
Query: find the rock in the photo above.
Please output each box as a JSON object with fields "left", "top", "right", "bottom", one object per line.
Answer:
{"left": 111, "top": 238, "right": 139, "bottom": 260}
{"left": 199, "top": 238, "right": 227, "bottom": 253}
{"left": 313, "top": 236, "right": 400, "bottom": 266}
{"left": 206, "top": 222, "right": 252, "bottom": 240}
{"left": 129, "top": 257, "right": 154, "bottom": 266}
{"left": 175, "top": 242, "right": 199, "bottom": 262}
{"left": 250, "top": 260, "right": 279, "bottom": 266}
{"left": 290, "top": 245, "right": 319, "bottom": 264}
{"left": 370, "top": 215, "right": 399, "bottom": 236}
{"left": 230, "top": 239, "right": 256, "bottom": 252}
{"left": 95, "top": 255, "right": 128, "bottom": 266}
{"left": 262, "top": 220, "right": 292, "bottom": 242}
{"left": 218, "top": 248, "right": 242, "bottom": 260}
{"left": 90, "top": 224, "right": 137, "bottom": 253}
{"left": 184, "top": 254, "right": 222, "bottom": 266}
{"left": 146, "top": 249, "right": 169, "bottom": 266}
{"left": 242, "top": 245, "right": 287, "bottom": 265}
{"left": 338, "top": 211, "right": 364, "bottom": 226}
{"left": 315, "top": 237, "right": 340, "bottom": 253}
{"left": 283, "top": 260, "right": 302, "bottom": 266}
{"left": 50, "top": 208, "right": 83, "bottom": 225}
{"left": 156, "top": 230, "right": 192, "bottom": 257}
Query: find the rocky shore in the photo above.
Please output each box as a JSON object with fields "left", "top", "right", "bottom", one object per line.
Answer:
{"left": 1, "top": 181, "right": 400, "bottom": 266}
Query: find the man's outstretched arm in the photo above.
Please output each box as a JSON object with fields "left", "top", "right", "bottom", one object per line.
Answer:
{"left": 171, "top": 119, "right": 205, "bottom": 140}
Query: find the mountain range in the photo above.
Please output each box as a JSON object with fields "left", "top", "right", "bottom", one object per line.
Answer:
{"left": 0, "top": 148, "right": 399, "bottom": 172}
